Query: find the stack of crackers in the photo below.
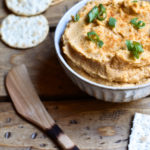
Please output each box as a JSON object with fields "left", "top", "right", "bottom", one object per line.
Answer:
{"left": 0, "top": 0, "right": 63, "bottom": 49}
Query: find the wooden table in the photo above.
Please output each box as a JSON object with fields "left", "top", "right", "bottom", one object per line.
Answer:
{"left": 0, "top": 0, "right": 150, "bottom": 149}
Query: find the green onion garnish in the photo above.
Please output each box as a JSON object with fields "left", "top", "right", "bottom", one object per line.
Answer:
{"left": 88, "top": 6, "right": 99, "bottom": 23}
{"left": 88, "top": 4, "right": 107, "bottom": 23}
{"left": 97, "top": 40, "right": 104, "bottom": 48}
{"left": 130, "top": 18, "right": 145, "bottom": 29}
{"left": 108, "top": 17, "right": 117, "bottom": 28}
{"left": 87, "top": 31, "right": 99, "bottom": 42}
{"left": 97, "top": 4, "right": 107, "bottom": 21}
{"left": 87, "top": 31, "right": 104, "bottom": 48}
{"left": 74, "top": 14, "right": 80, "bottom": 22}
{"left": 126, "top": 40, "right": 144, "bottom": 59}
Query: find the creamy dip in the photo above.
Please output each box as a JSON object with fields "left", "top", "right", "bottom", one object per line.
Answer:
{"left": 62, "top": 0, "right": 150, "bottom": 87}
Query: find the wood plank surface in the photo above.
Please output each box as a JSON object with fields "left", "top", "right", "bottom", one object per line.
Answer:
{"left": 0, "top": 98, "right": 150, "bottom": 150}
{"left": 0, "top": 0, "right": 85, "bottom": 97}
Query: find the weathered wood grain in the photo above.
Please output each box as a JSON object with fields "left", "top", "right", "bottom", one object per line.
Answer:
{"left": 0, "top": 32, "right": 83, "bottom": 97}
{"left": 0, "top": 98, "right": 150, "bottom": 150}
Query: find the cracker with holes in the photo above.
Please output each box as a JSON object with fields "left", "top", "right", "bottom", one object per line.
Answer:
{"left": 5, "top": 0, "right": 52, "bottom": 16}
{"left": 0, "top": 14, "right": 49, "bottom": 49}
{"left": 128, "top": 113, "right": 150, "bottom": 150}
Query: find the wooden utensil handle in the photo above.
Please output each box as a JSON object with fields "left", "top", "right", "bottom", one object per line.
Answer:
{"left": 45, "top": 124, "right": 80, "bottom": 150}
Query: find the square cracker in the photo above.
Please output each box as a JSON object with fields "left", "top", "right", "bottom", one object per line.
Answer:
{"left": 129, "top": 113, "right": 150, "bottom": 150}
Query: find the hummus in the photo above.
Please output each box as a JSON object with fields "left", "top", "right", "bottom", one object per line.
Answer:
{"left": 62, "top": 0, "right": 150, "bottom": 87}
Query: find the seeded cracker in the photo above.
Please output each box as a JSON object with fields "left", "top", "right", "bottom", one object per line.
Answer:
{"left": 0, "top": 14, "right": 49, "bottom": 49}
{"left": 128, "top": 113, "right": 150, "bottom": 150}
{"left": 5, "top": 0, "right": 52, "bottom": 16}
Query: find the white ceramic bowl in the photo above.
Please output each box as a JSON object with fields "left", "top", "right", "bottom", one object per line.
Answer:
{"left": 54, "top": 0, "right": 150, "bottom": 102}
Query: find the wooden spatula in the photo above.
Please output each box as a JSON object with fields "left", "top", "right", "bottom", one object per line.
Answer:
{"left": 6, "top": 64, "right": 80, "bottom": 150}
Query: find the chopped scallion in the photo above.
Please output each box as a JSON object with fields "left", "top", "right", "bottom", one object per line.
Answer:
{"left": 130, "top": 18, "right": 145, "bottom": 29}
{"left": 126, "top": 40, "right": 144, "bottom": 59}
{"left": 108, "top": 17, "right": 117, "bottom": 28}
{"left": 74, "top": 14, "right": 80, "bottom": 22}
{"left": 87, "top": 31, "right": 104, "bottom": 48}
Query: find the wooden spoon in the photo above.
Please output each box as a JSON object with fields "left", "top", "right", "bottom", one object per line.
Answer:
{"left": 6, "top": 64, "right": 80, "bottom": 150}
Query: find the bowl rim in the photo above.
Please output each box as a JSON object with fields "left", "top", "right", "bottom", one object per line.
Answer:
{"left": 54, "top": 0, "right": 150, "bottom": 91}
